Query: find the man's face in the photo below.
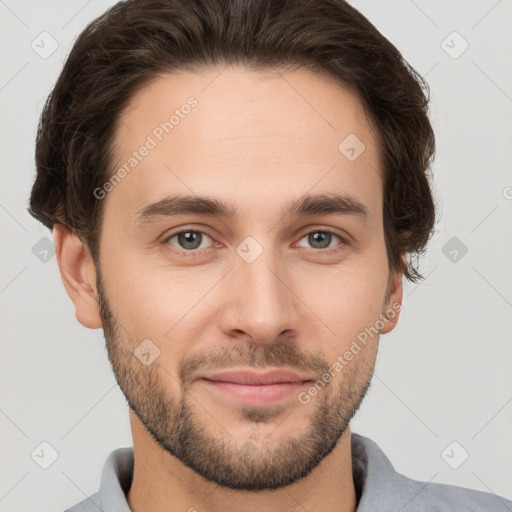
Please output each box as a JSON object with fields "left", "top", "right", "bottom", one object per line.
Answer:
{"left": 92, "top": 66, "right": 401, "bottom": 491}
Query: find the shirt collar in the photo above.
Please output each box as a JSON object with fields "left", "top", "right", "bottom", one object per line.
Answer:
{"left": 97, "top": 432, "right": 421, "bottom": 511}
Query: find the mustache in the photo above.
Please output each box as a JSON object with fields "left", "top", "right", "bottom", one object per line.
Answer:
{"left": 177, "top": 339, "right": 329, "bottom": 388}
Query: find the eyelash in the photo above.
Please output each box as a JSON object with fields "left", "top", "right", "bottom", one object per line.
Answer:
{"left": 162, "top": 227, "right": 347, "bottom": 257}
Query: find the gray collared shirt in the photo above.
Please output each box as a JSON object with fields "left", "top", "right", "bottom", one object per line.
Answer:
{"left": 63, "top": 433, "right": 512, "bottom": 511}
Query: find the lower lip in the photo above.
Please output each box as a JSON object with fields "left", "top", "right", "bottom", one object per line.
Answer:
{"left": 199, "top": 379, "right": 311, "bottom": 405}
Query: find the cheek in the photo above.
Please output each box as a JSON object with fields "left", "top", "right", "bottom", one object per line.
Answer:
{"left": 102, "top": 252, "right": 220, "bottom": 346}
{"left": 301, "top": 254, "right": 388, "bottom": 356}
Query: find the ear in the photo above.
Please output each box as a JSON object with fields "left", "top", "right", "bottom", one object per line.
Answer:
{"left": 379, "top": 254, "right": 406, "bottom": 335}
{"left": 53, "top": 223, "right": 103, "bottom": 329}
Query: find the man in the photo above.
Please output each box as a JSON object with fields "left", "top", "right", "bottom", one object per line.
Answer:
{"left": 28, "top": 0, "right": 512, "bottom": 510}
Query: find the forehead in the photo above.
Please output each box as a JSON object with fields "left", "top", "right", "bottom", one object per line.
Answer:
{"left": 106, "top": 66, "right": 383, "bottom": 227}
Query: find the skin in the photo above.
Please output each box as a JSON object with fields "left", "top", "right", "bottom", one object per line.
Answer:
{"left": 53, "top": 66, "right": 404, "bottom": 512}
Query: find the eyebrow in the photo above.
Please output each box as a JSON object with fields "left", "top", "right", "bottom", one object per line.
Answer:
{"left": 133, "top": 192, "right": 370, "bottom": 225}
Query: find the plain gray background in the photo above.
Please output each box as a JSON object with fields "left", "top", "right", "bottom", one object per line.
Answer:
{"left": 1, "top": 0, "right": 511, "bottom": 510}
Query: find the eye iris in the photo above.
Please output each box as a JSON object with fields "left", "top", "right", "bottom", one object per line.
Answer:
{"left": 309, "top": 231, "right": 331, "bottom": 249}
{"left": 178, "top": 231, "right": 202, "bottom": 250}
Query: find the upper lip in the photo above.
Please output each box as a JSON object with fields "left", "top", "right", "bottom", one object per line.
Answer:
{"left": 199, "top": 369, "right": 314, "bottom": 385}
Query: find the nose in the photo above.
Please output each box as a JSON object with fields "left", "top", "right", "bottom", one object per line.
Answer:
{"left": 218, "top": 241, "right": 300, "bottom": 345}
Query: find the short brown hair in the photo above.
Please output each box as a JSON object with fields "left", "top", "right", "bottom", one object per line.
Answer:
{"left": 28, "top": 0, "right": 437, "bottom": 282}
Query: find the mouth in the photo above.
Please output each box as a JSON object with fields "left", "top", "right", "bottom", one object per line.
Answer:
{"left": 197, "top": 369, "right": 314, "bottom": 405}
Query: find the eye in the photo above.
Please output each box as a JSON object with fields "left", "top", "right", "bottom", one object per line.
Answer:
{"left": 163, "top": 227, "right": 346, "bottom": 256}
{"left": 164, "top": 229, "right": 215, "bottom": 252}
{"left": 295, "top": 229, "right": 345, "bottom": 251}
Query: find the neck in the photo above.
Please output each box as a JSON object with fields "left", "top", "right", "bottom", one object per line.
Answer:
{"left": 126, "top": 412, "right": 358, "bottom": 512}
